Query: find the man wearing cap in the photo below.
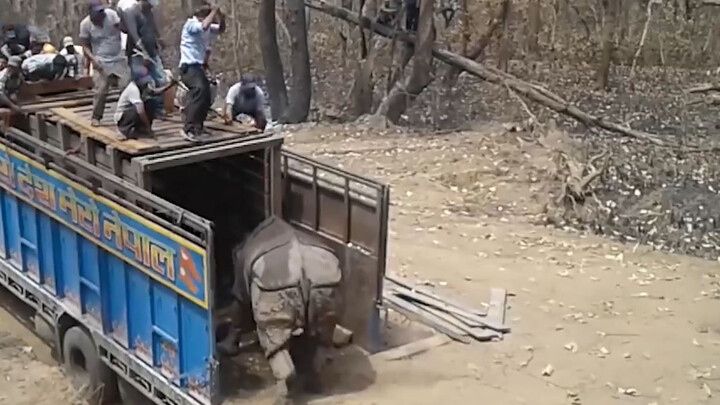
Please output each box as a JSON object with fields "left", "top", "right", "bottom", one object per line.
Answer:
{"left": 178, "top": 5, "right": 225, "bottom": 141}
{"left": 122, "top": 0, "right": 167, "bottom": 117}
{"left": 79, "top": 0, "right": 130, "bottom": 127}
{"left": 1, "top": 25, "right": 29, "bottom": 61}
{"left": 21, "top": 45, "right": 68, "bottom": 82}
{"left": 224, "top": 74, "right": 268, "bottom": 131}
{"left": 114, "top": 68, "right": 177, "bottom": 140}
{"left": 0, "top": 56, "right": 24, "bottom": 114}
{"left": 60, "top": 37, "right": 86, "bottom": 78}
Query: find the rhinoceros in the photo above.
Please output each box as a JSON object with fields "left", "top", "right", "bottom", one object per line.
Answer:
{"left": 218, "top": 217, "right": 342, "bottom": 404}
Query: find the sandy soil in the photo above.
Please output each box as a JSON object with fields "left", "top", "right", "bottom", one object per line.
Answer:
{"left": 1, "top": 123, "right": 719, "bottom": 405}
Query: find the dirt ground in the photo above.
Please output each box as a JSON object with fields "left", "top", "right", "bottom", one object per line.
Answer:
{"left": 1, "top": 123, "right": 719, "bottom": 405}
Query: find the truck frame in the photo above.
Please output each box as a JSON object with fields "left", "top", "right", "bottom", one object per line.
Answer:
{"left": 0, "top": 78, "right": 390, "bottom": 405}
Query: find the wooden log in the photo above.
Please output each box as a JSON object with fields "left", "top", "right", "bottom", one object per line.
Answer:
{"left": 687, "top": 83, "right": 720, "bottom": 94}
{"left": 48, "top": 107, "right": 157, "bottom": 154}
{"left": 307, "top": 0, "right": 672, "bottom": 147}
{"left": 372, "top": 334, "right": 451, "bottom": 361}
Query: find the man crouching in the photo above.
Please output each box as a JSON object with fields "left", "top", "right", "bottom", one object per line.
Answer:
{"left": 114, "top": 68, "right": 176, "bottom": 140}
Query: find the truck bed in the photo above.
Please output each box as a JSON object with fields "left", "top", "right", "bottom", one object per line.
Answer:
{"left": 16, "top": 78, "right": 262, "bottom": 156}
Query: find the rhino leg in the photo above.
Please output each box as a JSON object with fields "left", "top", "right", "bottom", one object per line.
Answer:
{"left": 290, "top": 335, "right": 323, "bottom": 394}
{"left": 269, "top": 348, "right": 295, "bottom": 404}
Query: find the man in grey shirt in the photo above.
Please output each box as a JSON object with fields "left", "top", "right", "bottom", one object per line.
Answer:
{"left": 79, "top": 0, "right": 130, "bottom": 126}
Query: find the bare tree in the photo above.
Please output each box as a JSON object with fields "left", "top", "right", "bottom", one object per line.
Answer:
{"left": 373, "top": 0, "right": 435, "bottom": 124}
{"left": 596, "top": 0, "right": 618, "bottom": 90}
{"left": 259, "top": 0, "right": 289, "bottom": 120}
{"left": 497, "top": 0, "right": 513, "bottom": 71}
{"left": 348, "top": 0, "right": 380, "bottom": 118}
{"left": 281, "top": 0, "right": 312, "bottom": 123}
{"left": 443, "top": 0, "right": 510, "bottom": 86}
{"left": 527, "top": 0, "right": 541, "bottom": 54}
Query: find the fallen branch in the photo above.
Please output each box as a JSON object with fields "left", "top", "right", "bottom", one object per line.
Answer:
{"left": 307, "top": 0, "right": 671, "bottom": 147}
{"left": 687, "top": 82, "right": 720, "bottom": 94}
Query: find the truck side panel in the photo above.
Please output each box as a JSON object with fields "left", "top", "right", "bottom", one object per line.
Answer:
{"left": 281, "top": 150, "right": 390, "bottom": 351}
{"left": 0, "top": 145, "right": 215, "bottom": 404}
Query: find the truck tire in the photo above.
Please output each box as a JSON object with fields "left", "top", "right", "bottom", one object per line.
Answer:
{"left": 62, "top": 326, "right": 119, "bottom": 404}
{"left": 118, "top": 377, "right": 154, "bottom": 405}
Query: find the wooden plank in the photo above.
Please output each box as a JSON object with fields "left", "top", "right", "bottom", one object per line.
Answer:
{"left": 57, "top": 122, "right": 71, "bottom": 150}
{"left": 372, "top": 334, "right": 451, "bottom": 361}
{"left": 0, "top": 109, "right": 11, "bottom": 133}
{"left": 391, "top": 285, "right": 510, "bottom": 332}
{"left": 160, "top": 115, "right": 258, "bottom": 136}
{"left": 18, "top": 77, "right": 93, "bottom": 100}
{"left": 48, "top": 107, "right": 157, "bottom": 154}
{"left": 83, "top": 137, "right": 96, "bottom": 165}
{"left": 22, "top": 96, "right": 116, "bottom": 113}
{"left": 486, "top": 288, "right": 509, "bottom": 331}
{"left": 384, "top": 293, "right": 471, "bottom": 344}
{"left": 386, "top": 276, "right": 488, "bottom": 316}
{"left": 418, "top": 303, "right": 500, "bottom": 341}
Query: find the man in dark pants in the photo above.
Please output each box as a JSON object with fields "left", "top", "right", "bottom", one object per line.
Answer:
{"left": 178, "top": 5, "right": 225, "bottom": 141}
{"left": 121, "top": 0, "right": 167, "bottom": 117}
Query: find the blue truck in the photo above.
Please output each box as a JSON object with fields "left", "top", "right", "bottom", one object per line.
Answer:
{"left": 0, "top": 79, "right": 389, "bottom": 404}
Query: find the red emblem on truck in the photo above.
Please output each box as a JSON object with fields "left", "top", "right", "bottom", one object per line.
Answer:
{"left": 179, "top": 247, "right": 201, "bottom": 295}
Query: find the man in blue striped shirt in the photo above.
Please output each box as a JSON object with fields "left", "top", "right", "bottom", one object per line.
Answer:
{"left": 178, "top": 5, "right": 224, "bottom": 141}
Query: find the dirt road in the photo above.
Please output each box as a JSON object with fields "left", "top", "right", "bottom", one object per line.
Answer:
{"left": 1, "top": 124, "right": 718, "bottom": 405}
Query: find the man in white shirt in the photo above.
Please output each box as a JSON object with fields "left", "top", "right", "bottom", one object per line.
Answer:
{"left": 59, "top": 36, "right": 86, "bottom": 78}
{"left": 79, "top": 0, "right": 130, "bottom": 126}
{"left": 22, "top": 51, "right": 68, "bottom": 82}
{"left": 224, "top": 74, "right": 267, "bottom": 131}
{"left": 0, "top": 56, "right": 23, "bottom": 114}
{"left": 114, "top": 68, "right": 176, "bottom": 140}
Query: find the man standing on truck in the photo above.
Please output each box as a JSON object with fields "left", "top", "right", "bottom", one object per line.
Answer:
{"left": 178, "top": 4, "right": 225, "bottom": 141}
{"left": 121, "top": 0, "right": 167, "bottom": 117}
{"left": 114, "top": 68, "right": 177, "bottom": 140}
{"left": 0, "top": 56, "right": 24, "bottom": 114}
{"left": 223, "top": 74, "right": 268, "bottom": 131}
{"left": 79, "top": 0, "right": 130, "bottom": 127}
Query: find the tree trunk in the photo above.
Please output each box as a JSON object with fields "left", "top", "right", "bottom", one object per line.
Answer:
{"left": 281, "top": 0, "right": 312, "bottom": 123}
{"left": 374, "top": 0, "right": 435, "bottom": 124}
{"left": 348, "top": 0, "right": 379, "bottom": 118}
{"left": 497, "top": 0, "right": 513, "bottom": 72}
{"left": 259, "top": 0, "right": 289, "bottom": 120}
{"left": 527, "top": 0, "right": 541, "bottom": 54}
{"left": 444, "top": 0, "right": 509, "bottom": 86}
{"left": 596, "top": 0, "right": 617, "bottom": 90}
{"left": 308, "top": 0, "right": 673, "bottom": 147}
